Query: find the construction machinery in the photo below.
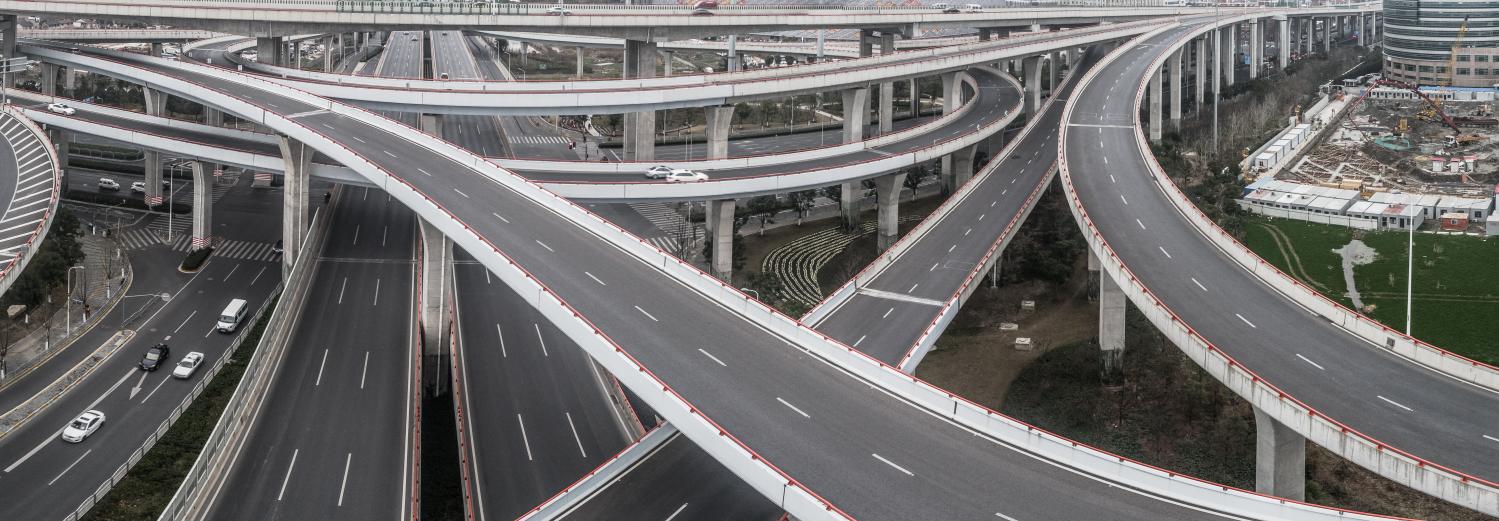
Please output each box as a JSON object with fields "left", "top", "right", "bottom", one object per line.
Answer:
{"left": 1447, "top": 16, "right": 1470, "bottom": 87}
{"left": 1347, "top": 78, "right": 1462, "bottom": 135}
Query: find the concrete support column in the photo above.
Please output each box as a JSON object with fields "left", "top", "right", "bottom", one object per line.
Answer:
{"left": 874, "top": 173, "right": 906, "bottom": 252}
{"left": 322, "top": 36, "right": 334, "bottom": 72}
{"left": 1048, "top": 51, "right": 1061, "bottom": 91}
{"left": 576, "top": 46, "right": 584, "bottom": 78}
{"left": 1148, "top": 64, "right": 1163, "bottom": 142}
{"left": 204, "top": 107, "right": 224, "bottom": 127}
{"left": 1248, "top": 20, "right": 1261, "bottom": 80}
{"left": 48, "top": 128, "right": 69, "bottom": 188}
{"left": 1220, "top": 25, "right": 1235, "bottom": 89}
{"left": 143, "top": 88, "right": 168, "bottom": 206}
{"left": 908, "top": 78, "right": 919, "bottom": 117}
{"left": 942, "top": 71, "right": 965, "bottom": 115}
{"left": 978, "top": 27, "right": 993, "bottom": 41}
{"left": 1358, "top": 14, "right": 1368, "bottom": 47}
{"left": 420, "top": 113, "right": 444, "bottom": 138}
{"left": 39, "top": 62, "right": 57, "bottom": 97}
{"left": 1169, "top": 48, "right": 1183, "bottom": 131}
{"left": 623, "top": 39, "right": 658, "bottom": 161}
{"left": 951, "top": 144, "right": 976, "bottom": 188}
{"left": 1255, "top": 407, "right": 1307, "bottom": 501}
{"left": 1321, "top": 17, "right": 1331, "bottom": 53}
{"left": 1022, "top": 55, "right": 1041, "bottom": 117}
{"left": 1093, "top": 248, "right": 1125, "bottom": 382}
{"left": 839, "top": 182, "right": 859, "bottom": 232}
{"left": 278, "top": 136, "right": 312, "bottom": 277}
{"left": 0, "top": 15, "right": 14, "bottom": 89}
{"left": 858, "top": 29, "right": 875, "bottom": 58}
{"left": 705, "top": 105, "right": 733, "bottom": 160}
{"left": 841, "top": 87, "right": 869, "bottom": 144}
{"left": 1276, "top": 17, "right": 1290, "bottom": 70}
{"left": 62, "top": 68, "right": 77, "bottom": 95}
{"left": 191, "top": 161, "right": 213, "bottom": 250}
{"left": 1194, "top": 36, "right": 1207, "bottom": 107}
{"left": 257, "top": 36, "right": 285, "bottom": 67}
{"left": 727, "top": 35, "right": 740, "bottom": 72}
{"left": 661, "top": 50, "right": 674, "bottom": 77}
{"left": 707, "top": 199, "right": 735, "bottom": 280}
{"left": 878, "top": 32, "right": 895, "bottom": 135}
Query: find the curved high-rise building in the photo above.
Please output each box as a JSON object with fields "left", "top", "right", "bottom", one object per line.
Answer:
{"left": 1384, "top": 0, "right": 1499, "bottom": 87}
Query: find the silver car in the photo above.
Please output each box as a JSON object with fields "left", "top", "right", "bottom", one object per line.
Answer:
{"left": 61, "top": 410, "right": 105, "bottom": 443}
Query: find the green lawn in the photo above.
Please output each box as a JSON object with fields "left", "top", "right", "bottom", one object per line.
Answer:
{"left": 1241, "top": 216, "right": 1499, "bottom": 365}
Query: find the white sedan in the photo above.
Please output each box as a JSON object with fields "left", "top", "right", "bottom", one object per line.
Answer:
{"left": 46, "top": 103, "right": 76, "bottom": 116}
{"left": 664, "top": 170, "right": 709, "bottom": 183}
{"left": 546, "top": 6, "right": 571, "bottom": 15}
{"left": 173, "top": 352, "right": 205, "bottom": 379}
{"left": 644, "top": 165, "right": 675, "bottom": 179}
{"left": 61, "top": 410, "right": 105, "bottom": 443}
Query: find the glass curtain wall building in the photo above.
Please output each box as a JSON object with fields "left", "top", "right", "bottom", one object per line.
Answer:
{"left": 1384, "top": 0, "right": 1499, "bottom": 87}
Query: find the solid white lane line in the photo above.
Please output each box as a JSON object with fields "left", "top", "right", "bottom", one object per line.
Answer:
{"left": 315, "top": 348, "right": 329, "bottom": 386}
{"left": 566, "top": 412, "right": 588, "bottom": 458}
{"left": 140, "top": 375, "right": 171, "bottom": 404}
{"left": 454, "top": 188, "right": 470, "bottom": 198}
{"left": 47, "top": 449, "right": 91, "bottom": 486}
{"left": 250, "top": 266, "right": 267, "bottom": 286}
{"left": 382, "top": 226, "right": 388, "bottom": 247}
{"left": 1109, "top": 174, "right": 1116, "bottom": 183}
{"left": 516, "top": 414, "right": 534, "bottom": 461}
{"left": 930, "top": 263, "right": 938, "bottom": 272}
{"left": 277, "top": 449, "right": 299, "bottom": 501}
{"left": 1120, "top": 194, "right": 1129, "bottom": 205}
{"left": 1235, "top": 313, "right": 1257, "bottom": 328}
{"left": 492, "top": 212, "right": 510, "bottom": 224}
{"left": 337, "top": 452, "right": 352, "bottom": 506}
{"left": 585, "top": 272, "right": 606, "bottom": 286}
{"left": 995, "top": 513, "right": 1020, "bottom": 521}
{"left": 665, "top": 503, "right": 689, "bottom": 521}
{"left": 1191, "top": 277, "right": 1207, "bottom": 292}
{"left": 777, "top": 397, "right": 811, "bottom": 419}
{"left": 871, "top": 453, "right": 914, "bottom": 476}
{"left": 1136, "top": 219, "right": 1146, "bottom": 230}
{"left": 1378, "top": 395, "right": 1414, "bottom": 412}
{"left": 534, "top": 324, "right": 549, "bottom": 356}
{"left": 1484, "top": 434, "right": 1499, "bottom": 443}
{"left": 1296, "top": 354, "right": 1325, "bottom": 371}
{"left": 1158, "top": 246, "right": 1172, "bottom": 259}
{"left": 535, "top": 240, "right": 554, "bottom": 252}
{"left": 635, "top": 306, "right": 659, "bottom": 322}
{"left": 360, "top": 351, "right": 371, "bottom": 389}
{"left": 353, "top": 225, "right": 361, "bottom": 245}
{"left": 373, "top": 278, "right": 381, "bottom": 306}
{"left": 883, "top": 307, "right": 894, "bottom": 318}
{"left": 854, "top": 335, "right": 867, "bottom": 347}
{"left": 337, "top": 277, "right": 348, "bottom": 304}
{"left": 698, "top": 348, "right": 727, "bottom": 367}
{"left": 496, "top": 324, "right": 507, "bottom": 357}
{"left": 173, "top": 310, "right": 198, "bottom": 333}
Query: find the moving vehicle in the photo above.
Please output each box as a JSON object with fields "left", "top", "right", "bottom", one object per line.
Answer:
{"left": 664, "top": 170, "right": 709, "bottom": 183}
{"left": 644, "top": 165, "right": 675, "bottom": 179}
{"left": 217, "top": 299, "right": 248, "bottom": 333}
{"left": 546, "top": 6, "right": 570, "bottom": 15}
{"left": 61, "top": 410, "right": 105, "bottom": 443}
{"left": 46, "top": 102, "right": 76, "bottom": 115}
{"left": 173, "top": 352, "right": 205, "bottom": 379}
{"left": 963, "top": 3, "right": 982, "bottom": 11}
{"left": 942, "top": 6, "right": 961, "bottom": 13}
{"left": 97, "top": 178, "right": 120, "bottom": 191}
{"left": 140, "top": 343, "right": 170, "bottom": 372}
{"left": 130, "top": 181, "right": 147, "bottom": 194}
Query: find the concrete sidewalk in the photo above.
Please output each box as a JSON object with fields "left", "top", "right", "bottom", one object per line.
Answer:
{"left": 0, "top": 233, "right": 130, "bottom": 382}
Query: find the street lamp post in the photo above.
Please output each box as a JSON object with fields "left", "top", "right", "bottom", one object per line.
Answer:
{"left": 65, "top": 265, "right": 85, "bottom": 334}
{"left": 1405, "top": 218, "right": 1414, "bottom": 335}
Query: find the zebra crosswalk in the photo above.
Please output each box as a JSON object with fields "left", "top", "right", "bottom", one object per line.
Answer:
{"left": 115, "top": 215, "right": 190, "bottom": 250}
{"left": 189, "top": 239, "right": 281, "bottom": 262}
{"left": 508, "top": 135, "right": 571, "bottom": 145}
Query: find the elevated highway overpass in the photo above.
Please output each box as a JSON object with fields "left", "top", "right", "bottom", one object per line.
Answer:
{"left": 25, "top": 28, "right": 1406, "bottom": 521}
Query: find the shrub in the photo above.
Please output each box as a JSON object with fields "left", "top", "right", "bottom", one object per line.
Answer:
{"left": 179, "top": 247, "right": 214, "bottom": 272}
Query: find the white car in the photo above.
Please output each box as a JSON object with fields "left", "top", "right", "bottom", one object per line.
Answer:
{"left": 46, "top": 102, "right": 76, "bottom": 116}
{"left": 173, "top": 352, "right": 205, "bottom": 379}
{"left": 97, "top": 178, "right": 120, "bottom": 191}
{"left": 644, "top": 165, "right": 675, "bottom": 179}
{"left": 130, "top": 181, "right": 147, "bottom": 194}
{"left": 546, "top": 6, "right": 571, "bottom": 15}
{"left": 61, "top": 410, "right": 105, "bottom": 443}
{"left": 664, "top": 170, "right": 709, "bottom": 183}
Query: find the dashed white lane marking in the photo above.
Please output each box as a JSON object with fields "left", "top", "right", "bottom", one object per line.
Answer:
{"left": 418, "top": 168, "right": 433, "bottom": 176}
{"left": 854, "top": 335, "right": 867, "bottom": 347}
{"left": 777, "top": 397, "right": 812, "bottom": 419}
{"left": 1110, "top": 174, "right": 1116, "bottom": 183}
{"left": 1296, "top": 354, "right": 1325, "bottom": 371}
{"left": 535, "top": 240, "right": 554, "bottom": 252}
{"left": 871, "top": 453, "right": 915, "bottom": 476}
{"left": 948, "top": 244, "right": 957, "bottom": 253}
{"left": 1377, "top": 395, "right": 1413, "bottom": 412}
{"left": 585, "top": 271, "right": 606, "bottom": 286}
{"left": 360, "top": 351, "right": 370, "bottom": 389}
{"left": 353, "top": 136, "right": 367, "bottom": 144}
{"left": 995, "top": 513, "right": 1020, "bottom": 521}
{"left": 1158, "top": 246, "right": 1172, "bottom": 259}
{"left": 908, "top": 283, "right": 919, "bottom": 292}
{"left": 516, "top": 414, "right": 534, "bottom": 461}
{"left": 1103, "top": 156, "right": 1109, "bottom": 165}
{"left": 314, "top": 348, "right": 330, "bottom": 386}
{"left": 1136, "top": 219, "right": 1146, "bottom": 230}
{"left": 698, "top": 348, "right": 727, "bottom": 367}
{"left": 496, "top": 324, "right": 507, "bottom": 357}
{"left": 1235, "top": 313, "right": 1257, "bottom": 328}
{"left": 1484, "top": 434, "right": 1499, "bottom": 444}
{"left": 534, "top": 324, "right": 549, "bottom": 356}
{"left": 1120, "top": 194, "right": 1129, "bottom": 205}
{"left": 337, "top": 452, "right": 352, "bottom": 507}
{"left": 665, "top": 503, "right": 690, "bottom": 521}
{"left": 930, "top": 263, "right": 939, "bottom": 272}
{"left": 635, "top": 305, "right": 659, "bottom": 322}
{"left": 492, "top": 212, "right": 510, "bottom": 224}
{"left": 883, "top": 307, "right": 894, "bottom": 318}
{"left": 382, "top": 150, "right": 397, "bottom": 158}
{"left": 566, "top": 412, "right": 588, "bottom": 458}
{"left": 276, "top": 449, "right": 299, "bottom": 501}
{"left": 454, "top": 188, "right": 470, "bottom": 198}
{"left": 1191, "top": 277, "right": 1207, "bottom": 292}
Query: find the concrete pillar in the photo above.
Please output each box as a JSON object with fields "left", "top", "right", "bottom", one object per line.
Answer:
{"left": 420, "top": 113, "right": 443, "bottom": 138}
{"left": 418, "top": 219, "right": 454, "bottom": 379}
{"left": 1220, "top": 25, "right": 1235, "bottom": 88}
{"left": 941, "top": 71, "right": 964, "bottom": 115}
{"left": 908, "top": 78, "right": 919, "bottom": 117}
{"left": 143, "top": 88, "right": 168, "bottom": 206}
{"left": 874, "top": 173, "right": 905, "bottom": 252}
{"left": 623, "top": 40, "right": 658, "bottom": 161}
{"left": 62, "top": 68, "right": 77, "bottom": 95}
{"left": 978, "top": 28, "right": 993, "bottom": 41}
{"left": 1321, "top": 17, "right": 1331, "bottom": 54}
{"left": 39, "top": 62, "right": 57, "bottom": 97}
{"left": 707, "top": 199, "right": 735, "bottom": 280}
{"left": 661, "top": 50, "right": 674, "bottom": 77}
{"left": 1048, "top": 51, "right": 1061, "bottom": 92}
{"left": 576, "top": 46, "right": 584, "bottom": 78}
{"left": 858, "top": 29, "right": 875, "bottom": 58}
{"left": 322, "top": 36, "right": 334, "bottom": 72}
{"left": 841, "top": 87, "right": 869, "bottom": 144}
{"left": 839, "top": 182, "right": 859, "bottom": 232}
{"left": 1169, "top": 48, "right": 1183, "bottom": 131}
{"left": 878, "top": 33, "right": 895, "bottom": 135}
{"left": 48, "top": 128, "right": 69, "bottom": 188}
{"left": 257, "top": 36, "right": 284, "bottom": 67}
{"left": 705, "top": 105, "right": 733, "bottom": 160}
{"left": 278, "top": 136, "right": 312, "bottom": 277}
{"left": 1248, "top": 20, "right": 1260, "bottom": 80}
{"left": 1022, "top": 55, "right": 1041, "bottom": 117}
{"left": 727, "top": 35, "right": 740, "bottom": 72}
{"left": 1148, "top": 65, "right": 1163, "bottom": 142}
{"left": 1254, "top": 407, "right": 1307, "bottom": 501}
{"left": 1194, "top": 36, "right": 1207, "bottom": 107}
{"left": 190, "top": 161, "right": 213, "bottom": 250}
{"left": 816, "top": 31, "right": 825, "bottom": 61}
{"left": 1093, "top": 248, "right": 1125, "bottom": 382}
{"left": 951, "top": 145, "right": 976, "bottom": 188}
{"left": 204, "top": 107, "right": 224, "bottom": 127}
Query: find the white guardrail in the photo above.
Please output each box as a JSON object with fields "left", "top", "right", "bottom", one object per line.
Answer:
{"left": 1058, "top": 10, "right": 1499, "bottom": 518}
{"left": 45, "top": 40, "right": 1404, "bottom": 521}
{"left": 515, "top": 424, "right": 680, "bottom": 520}
{"left": 0, "top": 107, "right": 61, "bottom": 299}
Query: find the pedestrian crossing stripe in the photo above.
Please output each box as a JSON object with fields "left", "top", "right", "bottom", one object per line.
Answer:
{"left": 510, "top": 135, "right": 571, "bottom": 145}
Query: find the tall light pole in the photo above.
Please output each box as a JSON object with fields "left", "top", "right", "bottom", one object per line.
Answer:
{"left": 1213, "top": 2, "right": 1221, "bottom": 153}
{"left": 1405, "top": 217, "right": 1414, "bottom": 335}
{"left": 65, "top": 265, "right": 84, "bottom": 334}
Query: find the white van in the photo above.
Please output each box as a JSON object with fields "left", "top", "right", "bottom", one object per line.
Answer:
{"left": 217, "top": 299, "right": 248, "bottom": 333}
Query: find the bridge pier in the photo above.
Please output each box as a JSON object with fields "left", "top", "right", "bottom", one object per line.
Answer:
{"left": 874, "top": 173, "right": 905, "bottom": 252}
{"left": 839, "top": 181, "right": 860, "bottom": 233}
{"left": 1022, "top": 55, "right": 1041, "bottom": 118}
{"left": 191, "top": 161, "right": 213, "bottom": 251}
{"left": 39, "top": 62, "right": 58, "bottom": 97}
{"left": 951, "top": 144, "right": 976, "bottom": 189}
{"left": 421, "top": 113, "right": 443, "bottom": 138}
{"left": 876, "top": 31, "right": 896, "bottom": 135}
{"left": 1248, "top": 20, "right": 1261, "bottom": 81}
{"left": 1255, "top": 407, "right": 1307, "bottom": 501}
{"left": 418, "top": 218, "right": 454, "bottom": 389}
{"left": 1194, "top": 36, "right": 1207, "bottom": 108}
{"left": 1321, "top": 17, "right": 1331, "bottom": 54}
{"left": 939, "top": 71, "right": 966, "bottom": 194}
{"left": 1276, "top": 16, "right": 1290, "bottom": 70}
{"left": 1090, "top": 248, "right": 1126, "bottom": 383}
{"left": 622, "top": 40, "right": 658, "bottom": 162}
{"left": 1148, "top": 64, "right": 1162, "bottom": 142}
{"left": 257, "top": 36, "right": 285, "bottom": 67}
{"left": 144, "top": 88, "right": 168, "bottom": 206}
{"left": 1169, "top": 48, "right": 1182, "bottom": 132}
{"left": 907, "top": 78, "right": 919, "bottom": 118}
{"left": 204, "top": 107, "right": 223, "bottom": 127}
{"left": 278, "top": 136, "right": 313, "bottom": 278}
{"left": 323, "top": 35, "right": 335, "bottom": 72}
{"left": 48, "top": 128, "right": 69, "bottom": 187}
{"left": 726, "top": 35, "right": 740, "bottom": 72}
{"left": 705, "top": 199, "right": 735, "bottom": 281}
{"left": 1048, "top": 51, "right": 1061, "bottom": 92}
{"left": 841, "top": 87, "right": 869, "bottom": 144}
{"left": 705, "top": 105, "right": 733, "bottom": 160}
